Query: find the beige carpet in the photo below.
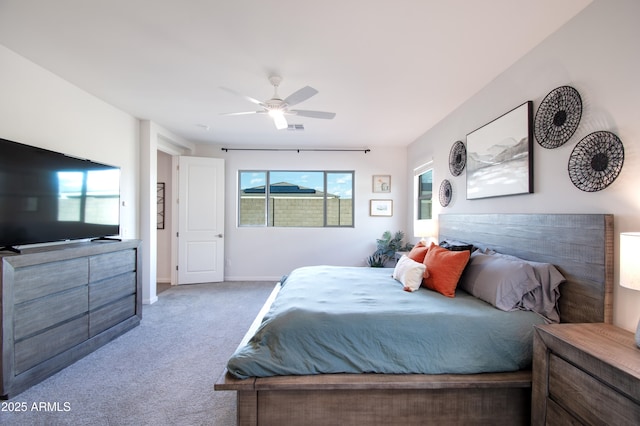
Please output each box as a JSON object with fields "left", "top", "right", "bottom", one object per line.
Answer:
{"left": 0, "top": 281, "right": 276, "bottom": 426}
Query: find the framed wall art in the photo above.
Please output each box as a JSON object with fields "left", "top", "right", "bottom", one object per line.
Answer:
{"left": 439, "top": 179, "right": 452, "bottom": 207}
{"left": 372, "top": 175, "right": 391, "bottom": 193}
{"left": 534, "top": 85, "right": 582, "bottom": 149}
{"left": 568, "top": 130, "right": 624, "bottom": 192}
{"left": 449, "top": 140, "right": 466, "bottom": 176}
{"left": 157, "top": 182, "right": 165, "bottom": 229}
{"left": 370, "top": 199, "right": 393, "bottom": 217}
{"left": 466, "top": 101, "right": 533, "bottom": 199}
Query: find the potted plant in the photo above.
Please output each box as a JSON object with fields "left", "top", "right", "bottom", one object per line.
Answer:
{"left": 367, "top": 230, "right": 414, "bottom": 267}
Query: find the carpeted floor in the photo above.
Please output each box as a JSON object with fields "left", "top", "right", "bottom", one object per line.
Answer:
{"left": 0, "top": 281, "right": 276, "bottom": 426}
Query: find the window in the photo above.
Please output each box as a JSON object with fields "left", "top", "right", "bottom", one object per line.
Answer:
{"left": 239, "top": 170, "right": 354, "bottom": 227}
{"left": 416, "top": 168, "right": 433, "bottom": 220}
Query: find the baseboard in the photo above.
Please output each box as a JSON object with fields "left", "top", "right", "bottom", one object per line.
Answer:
{"left": 224, "top": 275, "right": 282, "bottom": 282}
{"left": 144, "top": 295, "right": 158, "bottom": 305}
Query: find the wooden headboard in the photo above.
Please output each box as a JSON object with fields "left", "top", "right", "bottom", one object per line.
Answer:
{"left": 439, "top": 214, "right": 613, "bottom": 324}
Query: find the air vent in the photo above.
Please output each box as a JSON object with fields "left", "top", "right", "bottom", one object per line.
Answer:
{"left": 287, "top": 124, "right": 304, "bottom": 131}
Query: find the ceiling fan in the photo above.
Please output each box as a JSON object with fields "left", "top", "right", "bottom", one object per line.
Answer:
{"left": 220, "top": 76, "right": 336, "bottom": 130}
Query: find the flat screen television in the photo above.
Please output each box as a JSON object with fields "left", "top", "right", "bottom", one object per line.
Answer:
{"left": 0, "top": 137, "right": 120, "bottom": 251}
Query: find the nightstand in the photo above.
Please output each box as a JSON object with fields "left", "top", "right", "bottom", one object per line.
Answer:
{"left": 532, "top": 323, "right": 640, "bottom": 425}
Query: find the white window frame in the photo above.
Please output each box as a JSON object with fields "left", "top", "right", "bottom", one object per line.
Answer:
{"left": 238, "top": 170, "right": 355, "bottom": 228}
{"left": 413, "top": 161, "right": 435, "bottom": 242}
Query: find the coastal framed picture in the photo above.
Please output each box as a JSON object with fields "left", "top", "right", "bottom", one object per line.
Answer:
{"left": 370, "top": 199, "right": 393, "bottom": 216}
{"left": 466, "top": 101, "right": 533, "bottom": 199}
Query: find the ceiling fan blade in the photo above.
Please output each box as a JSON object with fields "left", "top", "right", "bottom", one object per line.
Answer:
{"left": 273, "top": 113, "right": 288, "bottom": 130}
{"left": 290, "top": 109, "right": 336, "bottom": 119}
{"left": 220, "top": 111, "right": 262, "bottom": 116}
{"left": 219, "top": 87, "right": 266, "bottom": 107}
{"left": 283, "top": 86, "right": 318, "bottom": 107}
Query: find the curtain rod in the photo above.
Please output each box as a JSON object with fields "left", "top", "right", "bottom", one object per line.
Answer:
{"left": 221, "top": 147, "right": 370, "bottom": 153}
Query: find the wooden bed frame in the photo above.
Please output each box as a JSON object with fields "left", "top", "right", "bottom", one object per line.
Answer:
{"left": 215, "top": 214, "right": 613, "bottom": 425}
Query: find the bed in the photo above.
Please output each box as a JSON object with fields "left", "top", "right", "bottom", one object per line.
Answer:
{"left": 215, "top": 214, "right": 613, "bottom": 425}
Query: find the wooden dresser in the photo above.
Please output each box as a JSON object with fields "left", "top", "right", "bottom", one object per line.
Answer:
{"left": 532, "top": 323, "right": 640, "bottom": 425}
{"left": 1, "top": 240, "right": 142, "bottom": 398}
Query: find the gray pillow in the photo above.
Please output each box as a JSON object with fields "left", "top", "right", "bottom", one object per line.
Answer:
{"left": 460, "top": 251, "right": 540, "bottom": 311}
{"left": 485, "top": 250, "right": 564, "bottom": 323}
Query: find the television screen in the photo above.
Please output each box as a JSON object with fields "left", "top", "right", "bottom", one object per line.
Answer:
{"left": 0, "top": 137, "right": 120, "bottom": 249}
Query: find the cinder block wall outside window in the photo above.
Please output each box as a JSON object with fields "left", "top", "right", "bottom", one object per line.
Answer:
{"left": 240, "top": 197, "right": 353, "bottom": 227}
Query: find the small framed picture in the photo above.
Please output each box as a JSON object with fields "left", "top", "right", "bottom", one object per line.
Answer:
{"left": 372, "top": 175, "right": 391, "bottom": 193}
{"left": 370, "top": 199, "right": 393, "bottom": 217}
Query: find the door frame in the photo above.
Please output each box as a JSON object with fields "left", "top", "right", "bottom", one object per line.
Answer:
{"left": 140, "top": 120, "right": 196, "bottom": 304}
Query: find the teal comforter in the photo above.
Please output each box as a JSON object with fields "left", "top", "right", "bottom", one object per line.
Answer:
{"left": 227, "top": 265, "right": 546, "bottom": 379}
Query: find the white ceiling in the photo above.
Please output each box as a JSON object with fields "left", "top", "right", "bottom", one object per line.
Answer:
{"left": 0, "top": 0, "right": 592, "bottom": 148}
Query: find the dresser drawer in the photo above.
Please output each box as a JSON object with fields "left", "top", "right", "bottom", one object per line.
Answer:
{"left": 548, "top": 353, "right": 640, "bottom": 425}
{"left": 89, "top": 271, "right": 136, "bottom": 310}
{"left": 89, "top": 294, "right": 136, "bottom": 337}
{"left": 14, "top": 286, "right": 89, "bottom": 341}
{"left": 14, "top": 315, "right": 89, "bottom": 374}
{"left": 89, "top": 249, "right": 136, "bottom": 282}
{"left": 13, "top": 257, "right": 88, "bottom": 303}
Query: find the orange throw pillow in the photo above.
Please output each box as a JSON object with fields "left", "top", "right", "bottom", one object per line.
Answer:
{"left": 422, "top": 243, "right": 470, "bottom": 297}
{"left": 407, "top": 242, "right": 429, "bottom": 264}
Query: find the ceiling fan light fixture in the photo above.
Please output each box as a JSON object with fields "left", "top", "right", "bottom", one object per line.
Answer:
{"left": 268, "top": 108, "right": 284, "bottom": 118}
{"left": 271, "top": 111, "right": 288, "bottom": 130}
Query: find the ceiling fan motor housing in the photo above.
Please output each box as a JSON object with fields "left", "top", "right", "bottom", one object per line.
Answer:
{"left": 269, "top": 75, "right": 282, "bottom": 88}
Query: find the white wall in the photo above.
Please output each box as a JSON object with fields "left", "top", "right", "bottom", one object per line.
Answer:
{"left": 195, "top": 145, "right": 408, "bottom": 281}
{"left": 0, "top": 44, "right": 139, "bottom": 242}
{"left": 406, "top": 0, "right": 640, "bottom": 332}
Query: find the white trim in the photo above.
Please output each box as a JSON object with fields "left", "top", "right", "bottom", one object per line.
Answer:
{"left": 413, "top": 162, "right": 435, "bottom": 237}
{"left": 225, "top": 275, "right": 282, "bottom": 281}
{"left": 143, "top": 295, "right": 159, "bottom": 304}
{"left": 413, "top": 159, "right": 433, "bottom": 176}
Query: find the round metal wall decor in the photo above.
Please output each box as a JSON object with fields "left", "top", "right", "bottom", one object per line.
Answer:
{"left": 449, "top": 140, "right": 466, "bottom": 176}
{"left": 439, "top": 179, "right": 452, "bottom": 207}
{"left": 568, "top": 131, "right": 624, "bottom": 192}
{"left": 534, "top": 85, "right": 582, "bottom": 149}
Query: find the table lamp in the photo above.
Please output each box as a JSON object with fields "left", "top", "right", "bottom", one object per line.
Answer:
{"left": 414, "top": 219, "right": 437, "bottom": 246}
{"left": 619, "top": 232, "right": 640, "bottom": 347}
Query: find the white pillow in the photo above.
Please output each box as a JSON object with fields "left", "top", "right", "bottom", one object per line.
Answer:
{"left": 392, "top": 255, "right": 426, "bottom": 292}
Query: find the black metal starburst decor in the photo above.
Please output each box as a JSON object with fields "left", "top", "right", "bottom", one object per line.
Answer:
{"left": 535, "top": 85, "right": 583, "bottom": 149}
{"left": 439, "top": 179, "right": 452, "bottom": 207}
{"left": 449, "top": 140, "right": 466, "bottom": 176}
{"left": 568, "top": 131, "right": 624, "bottom": 192}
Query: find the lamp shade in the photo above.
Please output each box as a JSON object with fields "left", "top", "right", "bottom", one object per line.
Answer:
{"left": 620, "top": 232, "right": 640, "bottom": 291}
{"left": 414, "top": 219, "right": 437, "bottom": 240}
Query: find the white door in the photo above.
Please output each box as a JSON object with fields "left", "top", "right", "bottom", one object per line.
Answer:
{"left": 177, "top": 156, "right": 225, "bottom": 284}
